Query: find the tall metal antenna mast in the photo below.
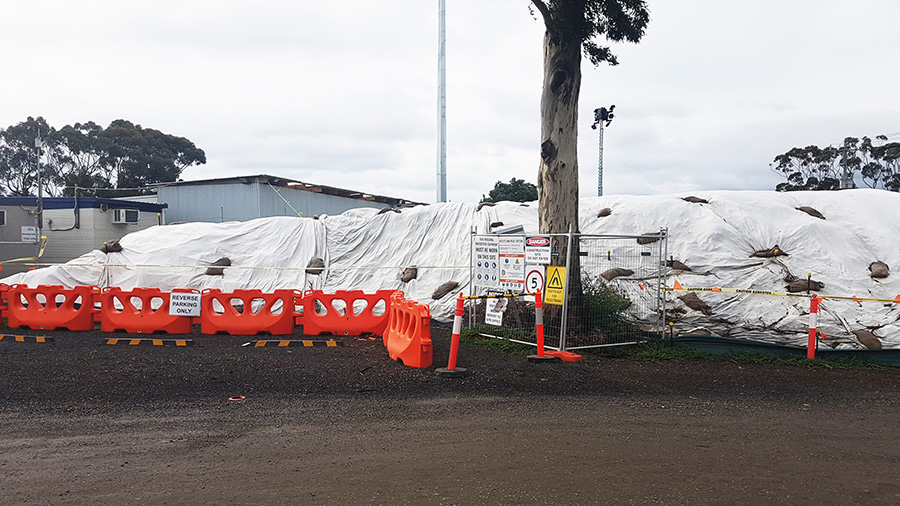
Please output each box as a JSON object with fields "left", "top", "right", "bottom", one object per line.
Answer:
{"left": 436, "top": 0, "right": 447, "bottom": 203}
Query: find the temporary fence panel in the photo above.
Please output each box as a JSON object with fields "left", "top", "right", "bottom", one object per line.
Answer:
{"left": 564, "top": 232, "right": 667, "bottom": 350}
{"left": 468, "top": 231, "right": 667, "bottom": 351}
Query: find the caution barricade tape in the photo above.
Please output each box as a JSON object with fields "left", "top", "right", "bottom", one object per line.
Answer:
{"left": 460, "top": 292, "right": 538, "bottom": 301}
{"left": 664, "top": 281, "right": 900, "bottom": 304}
{"left": 243, "top": 339, "right": 343, "bottom": 348}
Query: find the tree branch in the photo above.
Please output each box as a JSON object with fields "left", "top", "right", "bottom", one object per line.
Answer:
{"left": 531, "top": 0, "right": 552, "bottom": 26}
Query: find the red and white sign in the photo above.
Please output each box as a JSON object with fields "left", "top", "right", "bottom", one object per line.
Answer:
{"left": 525, "top": 266, "right": 545, "bottom": 294}
{"left": 525, "top": 235, "right": 551, "bottom": 265}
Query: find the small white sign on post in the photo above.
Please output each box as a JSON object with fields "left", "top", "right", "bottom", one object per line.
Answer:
{"left": 169, "top": 292, "right": 201, "bottom": 317}
{"left": 484, "top": 298, "right": 504, "bottom": 326}
{"left": 21, "top": 226, "right": 38, "bottom": 243}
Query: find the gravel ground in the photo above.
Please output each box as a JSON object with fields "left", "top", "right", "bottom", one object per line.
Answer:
{"left": 2, "top": 326, "right": 900, "bottom": 505}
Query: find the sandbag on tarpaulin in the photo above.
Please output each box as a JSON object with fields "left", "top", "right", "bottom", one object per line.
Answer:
{"left": 4, "top": 189, "right": 900, "bottom": 348}
{"left": 321, "top": 202, "right": 489, "bottom": 319}
{"left": 3, "top": 216, "right": 327, "bottom": 292}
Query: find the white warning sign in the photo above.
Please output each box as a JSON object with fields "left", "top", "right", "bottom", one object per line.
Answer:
{"left": 498, "top": 236, "right": 525, "bottom": 291}
{"left": 484, "top": 298, "right": 505, "bottom": 326}
{"left": 473, "top": 235, "right": 500, "bottom": 289}
{"left": 525, "top": 235, "right": 551, "bottom": 265}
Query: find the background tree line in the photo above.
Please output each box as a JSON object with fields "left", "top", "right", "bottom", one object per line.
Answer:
{"left": 772, "top": 135, "right": 900, "bottom": 192}
{"left": 0, "top": 116, "right": 206, "bottom": 197}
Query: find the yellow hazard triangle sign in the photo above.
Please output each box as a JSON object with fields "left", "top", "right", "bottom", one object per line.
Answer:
{"left": 547, "top": 267, "right": 564, "bottom": 290}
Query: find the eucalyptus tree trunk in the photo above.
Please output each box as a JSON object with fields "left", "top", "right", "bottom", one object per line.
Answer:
{"left": 537, "top": 28, "right": 584, "bottom": 337}
{"left": 538, "top": 32, "right": 581, "bottom": 236}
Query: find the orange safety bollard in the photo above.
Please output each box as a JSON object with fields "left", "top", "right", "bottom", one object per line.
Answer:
{"left": 528, "top": 289, "right": 558, "bottom": 363}
{"left": 299, "top": 290, "right": 398, "bottom": 336}
{"left": 5, "top": 284, "right": 99, "bottom": 331}
{"left": 384, "top": 293, "right": 433, "bottom": 369}
{"left": 807, "top": 295, "right": 821, "bottom": 359}
{"left": 97, "top": 287, "right": 195, "bottom": 334}
{"left": 435, "top": 294, "right": 467, "bottom": 377}
{"left": 199, "top": 289, "right": 300, "bottom": 335}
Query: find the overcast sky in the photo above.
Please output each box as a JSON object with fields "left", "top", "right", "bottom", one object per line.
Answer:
{"left": 3, "top": 1, "right": 898, "bottom": 204}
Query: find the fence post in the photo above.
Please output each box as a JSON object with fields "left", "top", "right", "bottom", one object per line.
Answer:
{"left": 436, "top": 294, "right": 468, "bottom": 377}
{"left": 528, "top": 289, "right": 558, "bottom": 363}
{"left": 559, "top": 224, "right": 573, "bottom": 351}
{"left": 807, "top": 295, "right": 821, "bottom": 359}
{"left": 658, "top": 228, "right": 668, "bottom": 338}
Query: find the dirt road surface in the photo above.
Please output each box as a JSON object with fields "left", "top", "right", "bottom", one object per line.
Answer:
{"left": 2, "top": 328, "right": 899, "bottom": 505}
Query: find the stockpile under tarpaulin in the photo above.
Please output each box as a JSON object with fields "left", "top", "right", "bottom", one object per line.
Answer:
{"left": 4, "top": 190, "right": 900, "bottom": 349}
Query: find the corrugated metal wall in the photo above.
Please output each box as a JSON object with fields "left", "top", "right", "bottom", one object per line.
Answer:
{"left": 159, "top": 182, "right": 390, "bottom": 223}
{"left": 0, "top": 206, "right": 40, "bottom": 278}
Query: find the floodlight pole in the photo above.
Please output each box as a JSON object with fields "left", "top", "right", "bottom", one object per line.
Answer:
{"left": 436, "top": 0, "right": 447, "bottom": 203}
{"left": 34, "top": 135, "right": 44, "bottom": 266}
{"left": 591, "top": 105, "right": 615, "bottom": 196}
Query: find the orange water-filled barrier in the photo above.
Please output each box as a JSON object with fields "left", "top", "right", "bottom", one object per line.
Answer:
{"left": 97, "top": 287, "right": 195, "bottom": 334}
{"left": 382, "top": 293, "right": 433, "bottom": 368}
{"left": 4, "top": 284, "right": 99, "bottom": 331}
{"left": 199, "top": 289, "right": 300, "bottom": 335}
{"left": 0, "top": 283, "right": 8, "bottom": 321}
{"left": 299, "top": 290, "right": 398, "bottom": 336}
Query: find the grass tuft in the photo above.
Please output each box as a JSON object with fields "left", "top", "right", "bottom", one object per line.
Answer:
{"left": 461, "top": 327, "right": 535, "bottom": 356}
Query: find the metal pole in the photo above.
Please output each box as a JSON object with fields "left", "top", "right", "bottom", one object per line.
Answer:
{"left": 559, "top": 224, "right": 573, "bottom": 351}
{"left": 35, "top": 136, "right": 43, "bottom": 268}
{"left": 659, "top": 227, "right": 668, "bottom": 337}
{"left": 468, "top": 226, "right": 475, "bottom": 329}
{"left": 436, "top": 0, "right": 447, "bottom": 203}
{"left": 597, "top": 121, "right": 604, "bottom": 196}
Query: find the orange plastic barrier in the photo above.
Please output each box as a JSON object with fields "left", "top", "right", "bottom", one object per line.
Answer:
{"left": 299, "top": 290, "right": 398, "bottom": 336}
{"left": 97, "top": 287, "right": 195, "bottom": 334}
{"left": 199, "top": 289, "right": 300, "bottom": 335}
{"left": 0, "top": 283, "right": 8, "bottom": 321}
{"left": 5, "top": 284, "right": 99, "bottom": 331}
{"left": 382, "top": 293, "right": 433, "bottom": 368}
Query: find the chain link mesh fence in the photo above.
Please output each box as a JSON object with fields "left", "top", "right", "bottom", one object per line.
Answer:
{"left": 466, "top": 231, "right": 668, "bottom": 351}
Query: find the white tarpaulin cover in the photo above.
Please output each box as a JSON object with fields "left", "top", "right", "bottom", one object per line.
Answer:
{"left": 4, "top": 190, "right": 899, "bottom": 348}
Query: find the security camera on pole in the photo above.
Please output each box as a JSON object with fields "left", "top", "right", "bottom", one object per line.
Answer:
{"left": 591, "top": 105, "right": 615, "bottom": 197}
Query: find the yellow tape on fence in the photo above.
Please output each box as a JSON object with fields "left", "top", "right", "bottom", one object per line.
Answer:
{"left": 0, "top": 236, "right": 48, "bottom": 264}
{"left": 664, "top": 280, "right": 900, "bottom": 304}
